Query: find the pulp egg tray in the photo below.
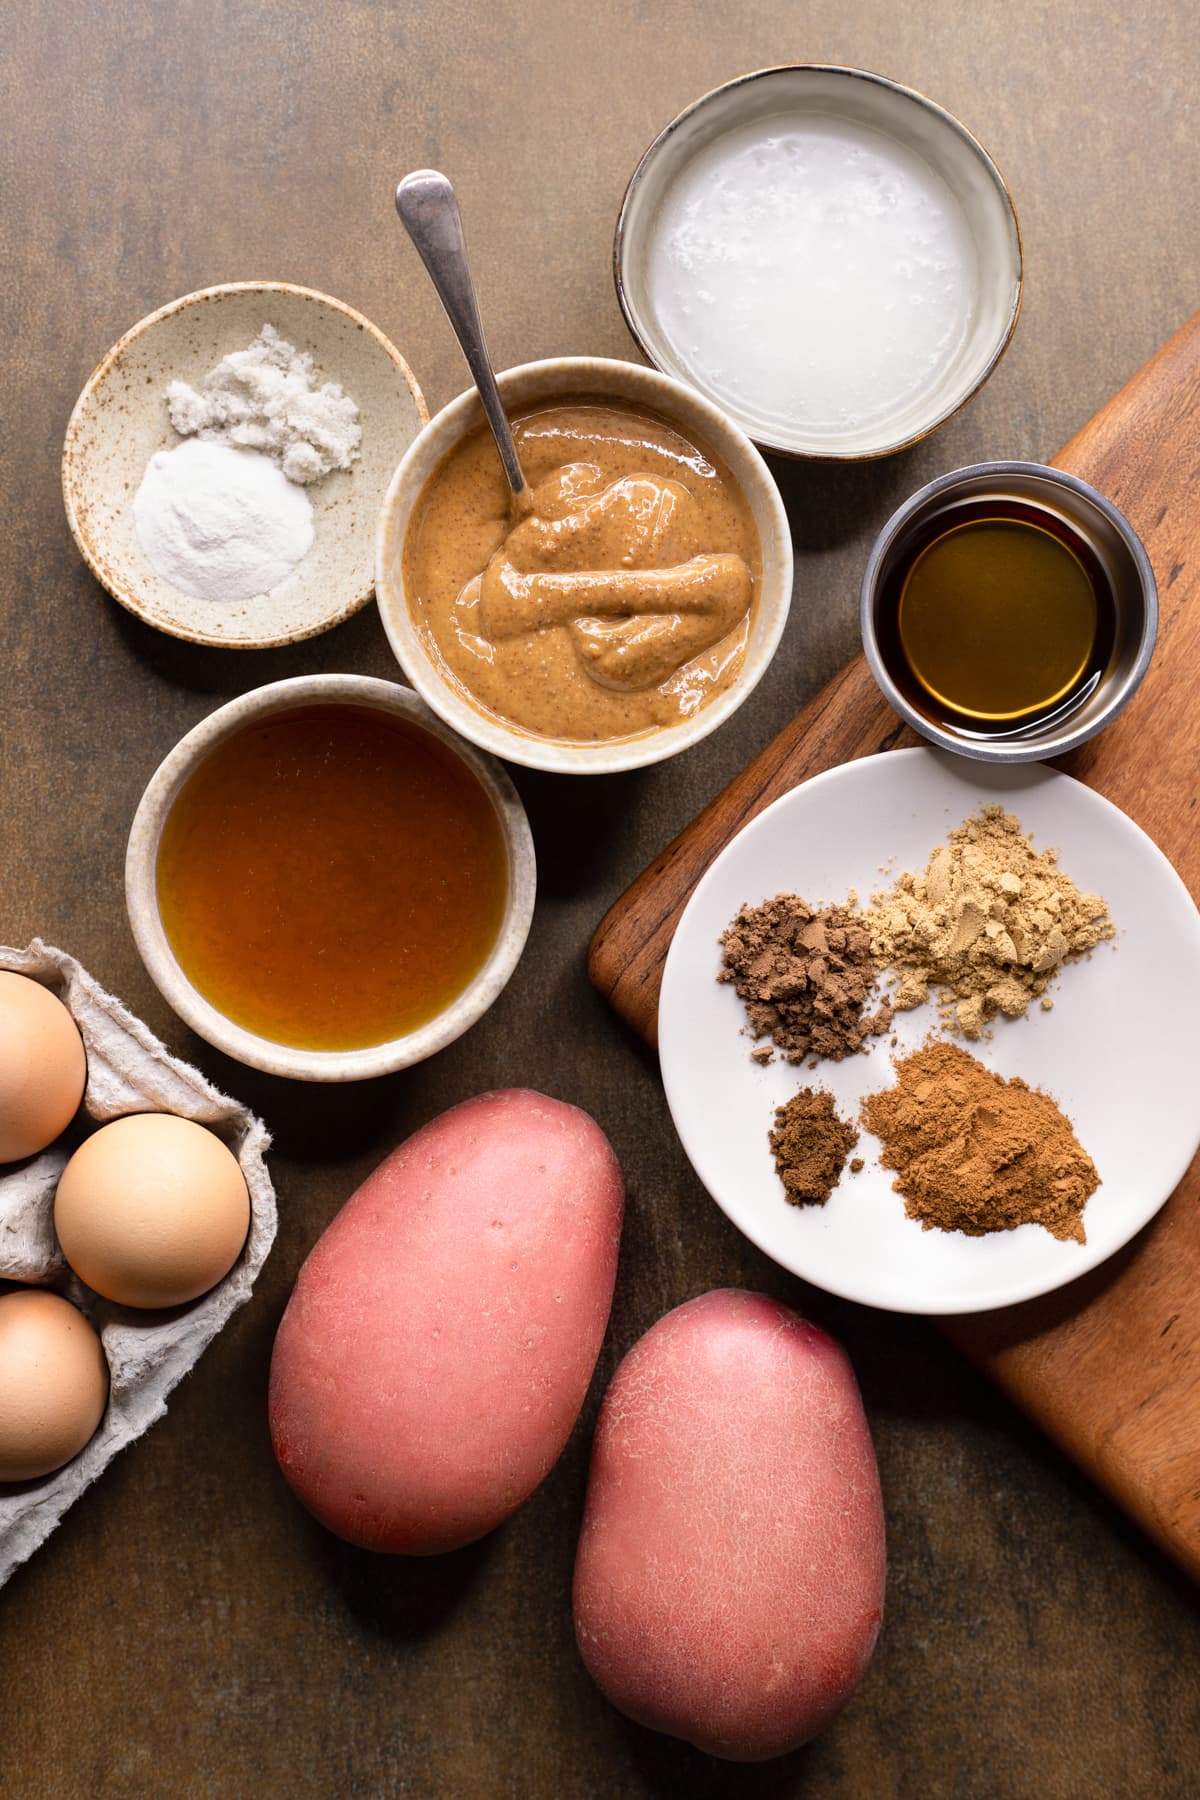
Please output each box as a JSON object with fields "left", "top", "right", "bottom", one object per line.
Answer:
{"left": 0, "top": 939, "right": 276, "bottom": 1586}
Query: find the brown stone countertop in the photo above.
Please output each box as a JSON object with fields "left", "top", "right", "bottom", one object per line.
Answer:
{"left": 2, "top": 2, "right": 1198, "bottom": 1794}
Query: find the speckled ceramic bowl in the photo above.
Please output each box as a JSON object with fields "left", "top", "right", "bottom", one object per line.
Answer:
{"left": 126, "top": 675, "right": 536, "bottom": 1081}
{"left": 375, "top": 356, "right": 793, "bottom": 775}
{"left": 63, "top": 283, "right": 428, "bottom": 648}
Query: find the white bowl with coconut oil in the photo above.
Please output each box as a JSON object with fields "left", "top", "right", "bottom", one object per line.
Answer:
{"left": 615, "top": 66, "right": 1023, "bottom": 459}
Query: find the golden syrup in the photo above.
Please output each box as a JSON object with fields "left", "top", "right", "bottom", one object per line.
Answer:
{"left": 156, "top": 706, "right": 509, "bottom": 1051}
{"left": 880, "top": 499, "right": 1116, "bottom": 733}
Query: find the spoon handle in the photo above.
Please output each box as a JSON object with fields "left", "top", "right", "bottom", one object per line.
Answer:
{"left": 395, "top": 169, "right": 532, "bottom": 513}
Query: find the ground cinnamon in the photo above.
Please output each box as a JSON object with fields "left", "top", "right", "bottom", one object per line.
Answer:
{"left": 861, "top": 1042, "right": 1099, "bottom": 1242}
{"left": 718, "top": 895, "right": 893, "bottom": 1062}
{"left": 768, "top": 1088, "right": 859, "bottom": 1206}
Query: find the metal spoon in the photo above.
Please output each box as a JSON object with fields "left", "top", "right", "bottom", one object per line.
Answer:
{"left": 395, "top": 169, "right": 534, "bottom": 517}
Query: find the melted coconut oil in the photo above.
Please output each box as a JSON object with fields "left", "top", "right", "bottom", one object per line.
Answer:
{"left": 647, "top": 113, "right": 979, "bottom": 442}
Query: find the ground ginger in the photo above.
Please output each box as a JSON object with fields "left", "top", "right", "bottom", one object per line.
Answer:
{"left": 863, "top": 805, "right": 1115, "bottom": 1039}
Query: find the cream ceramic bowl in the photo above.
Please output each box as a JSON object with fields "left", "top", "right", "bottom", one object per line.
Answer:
{"left": 375, "top": 357, "right": 793, "bottom": 774}
{"left": 615, "top": 65, "right": 1023, "bottom": 460}
{"left": 63, "top": 283, "right": 428, "bottom": 648}
{"left": 126, "top": 675, "right": 535, "bottom": 1081}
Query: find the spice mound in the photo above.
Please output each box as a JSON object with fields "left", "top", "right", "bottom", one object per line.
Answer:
{"left": 719, "top": 894, "right": 893, "bottom": 1063}
{"left": 865, "top": 805, "right": 1115, "bottom": 1039}
{"left": 769, "top": 1089, "right": 859, "bottom": 1207}
{"left": 862, "top": 1042, "right": 1099, "bottom": 1242}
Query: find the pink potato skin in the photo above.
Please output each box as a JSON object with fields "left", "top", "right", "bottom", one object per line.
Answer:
{"left": 269, "top": 1089, "right": 624, "bottom": 1555}
{"left": 573, "top": 1289, "right": 885, "bottom": 1761}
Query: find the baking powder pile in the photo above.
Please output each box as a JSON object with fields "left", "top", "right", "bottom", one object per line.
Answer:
{"left": 864, "top": 806, "right": 1115, "bottom": 1039}
{"left": 718, "top": 894, "right": 893, "bottom": 1063}
{"left": 133, "top": 438, "right": 314, "bottom": 604}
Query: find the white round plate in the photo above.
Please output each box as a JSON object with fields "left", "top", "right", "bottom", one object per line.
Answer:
{"left": 659, "top": 747, "right": 1200, "bottom": 1314}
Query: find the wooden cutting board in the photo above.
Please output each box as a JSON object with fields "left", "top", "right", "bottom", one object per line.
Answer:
{"left": 589, "top": 313, "right": 1200, "bottom": 1581}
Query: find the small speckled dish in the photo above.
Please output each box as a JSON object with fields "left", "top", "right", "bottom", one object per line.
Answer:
{"left": 63, "top": 283, "right": 428, "bottom": 648}
{"left": 126, "top": 675, "right": 536, "bottom": 1081}
{"left": 615, "top": 66, "right": 1023, "bottom": 459}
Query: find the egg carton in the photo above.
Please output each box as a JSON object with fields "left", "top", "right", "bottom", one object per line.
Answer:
{"left": 0, "top": 939, "right": 276, "bottom": 1586}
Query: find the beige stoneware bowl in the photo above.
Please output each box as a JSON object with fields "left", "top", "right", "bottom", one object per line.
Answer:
{"left": 63, "top": 283, "right": 428, "bottom": 648}
{"left": 125, "top": 675, "right": 536, "bottom": 1081}
{"left": 375, "top": 357, "right": 794, "bottom": 775}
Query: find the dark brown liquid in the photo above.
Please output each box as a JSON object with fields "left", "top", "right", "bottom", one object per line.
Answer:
{"left": 156, "top": 706, "right": 509, "bottom": 1051}
{"left": 879, "top": 498, "right": 1116, "bottom": 736}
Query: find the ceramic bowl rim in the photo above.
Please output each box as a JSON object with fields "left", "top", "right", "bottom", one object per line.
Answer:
{"left": 613, "top": 62, "right": 1024, "bottom": 461}
{"left": 374, "top": 354, "right": 794, "bottom": 774}
{"left": 125, "top": 674, "right": 536, "bottom": 1081}
{"left": 62, "top": 281, "right": 429, "bottom": 650}
{"left": 859, "top": 459, "right": 1159, "bottom": 762}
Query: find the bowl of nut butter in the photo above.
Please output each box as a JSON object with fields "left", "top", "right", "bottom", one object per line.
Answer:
{"left": 375, "top": 357, "right": 793, "bottom": 774}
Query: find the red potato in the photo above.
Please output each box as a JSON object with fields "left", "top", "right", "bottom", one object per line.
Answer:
{"left": 269, "top": 1089, "right": 624, "bottom": 1555}
{"left": 573, "top": 1289, "right": 885, "bottom": 1761}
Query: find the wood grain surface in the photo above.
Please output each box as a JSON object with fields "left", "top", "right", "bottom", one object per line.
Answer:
{"left": 590, "top": 313, "right": 1200, "bottom": 1578}
{"left": 6, "top": 3, "right": 1200, "bottom": 1797}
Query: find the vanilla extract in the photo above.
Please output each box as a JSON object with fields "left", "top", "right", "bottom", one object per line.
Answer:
{"left": 879, "top": 497, "right": 1117, "bottom": 736}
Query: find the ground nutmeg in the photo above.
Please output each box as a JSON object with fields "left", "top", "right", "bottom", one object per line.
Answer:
{"left": 768, "top": 1088, "right": 859, "bottom": 1206}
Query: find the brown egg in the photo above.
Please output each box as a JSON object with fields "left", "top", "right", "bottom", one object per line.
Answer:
{"left": 0, "top": 973, "right": 87, "bottom": 1163}
{"left": 54, "top": 1113, "right": 250, "bottom": 1309}
{"left": 0, "top": 1289, "right": 109, "bottom": 1481}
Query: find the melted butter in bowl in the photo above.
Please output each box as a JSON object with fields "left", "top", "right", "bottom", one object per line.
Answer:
{"left": 402, "top": 402, "right": 762, "bottom": 744}
{"left": 126, "top": 675, "right": 537, "bottom": 1081}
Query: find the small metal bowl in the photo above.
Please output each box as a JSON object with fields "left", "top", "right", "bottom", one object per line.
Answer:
{"left": 860, "top": 461, "right": 1157, "bottom": 763}
{"left": 126, "top": 675, "right": 536, "bottom": 1081}
{"left": 614, "top": 65, "right": 1022, "bottom": 460}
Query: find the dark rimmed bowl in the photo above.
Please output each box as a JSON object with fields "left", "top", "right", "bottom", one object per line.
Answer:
{"left": 615, "top": 65, "right": 1023, "bottom": 460}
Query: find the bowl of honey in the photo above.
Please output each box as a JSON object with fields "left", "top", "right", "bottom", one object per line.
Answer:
{"left": 860, "top": 461, "right": 1157, "bottom": 762}
{"left": 125, "top": 675, "right": 536, "bottom": 1080}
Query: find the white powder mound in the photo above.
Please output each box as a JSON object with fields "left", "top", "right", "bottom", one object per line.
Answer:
{"left": 133, "top": 438, "right": 314, "bottom": 602}
{"left": 166, "top": 322, "right": 362, "bottom": 484}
